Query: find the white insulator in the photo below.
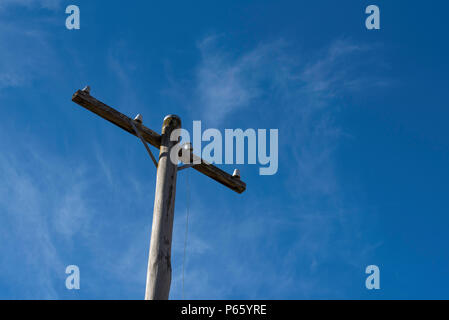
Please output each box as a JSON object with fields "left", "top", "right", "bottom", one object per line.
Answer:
{"left": 134, "top": 114, "right": 143, "bottom": 124}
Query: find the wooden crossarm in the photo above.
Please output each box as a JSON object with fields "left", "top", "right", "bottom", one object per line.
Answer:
{"left": 72, "top": 90, "right": 161, "bottom": 148}
{"left": 72, "top": 89, "right": 247, "bottom": 194}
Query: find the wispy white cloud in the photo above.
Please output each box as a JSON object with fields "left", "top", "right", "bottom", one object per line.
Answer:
{"left": 0, "top": 0, "right": 61, "bottom": 11}
{"left": 168, "top": 36, "right": 389, "bottom": 299}
{"left": 0, "top": 144, "right": 86, "bottom": 298}
{"left": 0, "top": 20, "right": 60, "bottom": 91}
{"left": 195, "top": 36, "right": 265, "bottom": 123}
{"left": 194, "top": 36, "right": 387, "bottom": 126}
{"left": 192, "top": 36, "right": 388, "bottom": 199}
{"left": 105, "top": 41, "right": 148, "bottom": 115}
{"left": 0, "top": 130, "right": 154, "bottom": 299}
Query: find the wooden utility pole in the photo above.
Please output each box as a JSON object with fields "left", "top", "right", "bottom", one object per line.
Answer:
{"left": 145, "top": 114, "right": 180, "bottom": 300}
{"left": 71, "top": 87, "right": 246, "bottom": 300}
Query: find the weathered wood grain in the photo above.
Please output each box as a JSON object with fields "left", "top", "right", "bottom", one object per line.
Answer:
{"left": 145, "top": 115, "right": 180, "bottom": 300}
{"left": 72, "top": 90, "right": 162, "bottom": 147}
{"left": 190, "top": 153, "right": 246, "bottom": 194}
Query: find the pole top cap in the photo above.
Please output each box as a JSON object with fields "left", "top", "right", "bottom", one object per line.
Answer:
{"left": 164, "top": 114, "right": 181, "bottom": 122}
{"left": 163, "top": 114, "right": 181, "bottom": 130}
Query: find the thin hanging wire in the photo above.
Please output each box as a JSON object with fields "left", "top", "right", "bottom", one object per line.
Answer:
{"left": 181, "top": 169, "right": 190, "bottom": 300}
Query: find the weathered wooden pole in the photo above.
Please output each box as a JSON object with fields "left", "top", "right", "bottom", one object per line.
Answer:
{"left": 145, "top": 115, "right": 181, "bottom": 300}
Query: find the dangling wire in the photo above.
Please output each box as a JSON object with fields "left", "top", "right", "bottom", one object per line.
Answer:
{"left": 181, "top": 168, "right": 190, "bottom": 300}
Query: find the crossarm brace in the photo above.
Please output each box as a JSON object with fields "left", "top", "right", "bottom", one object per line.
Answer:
{"left": 129, "top": 119, "right": 158, "bottom": 168}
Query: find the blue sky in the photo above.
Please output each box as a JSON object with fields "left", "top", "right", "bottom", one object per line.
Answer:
{"left": 0, "top": 0, "right": 448, "bottom": 299}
